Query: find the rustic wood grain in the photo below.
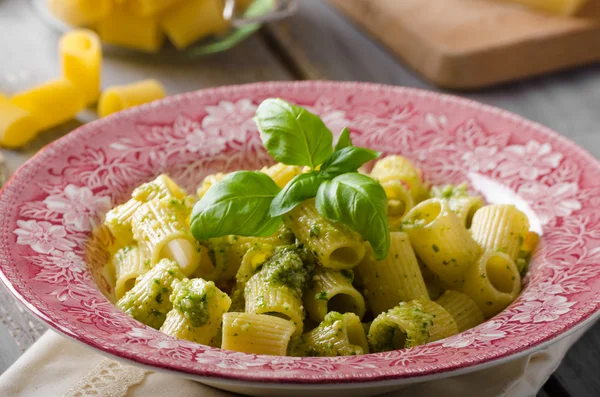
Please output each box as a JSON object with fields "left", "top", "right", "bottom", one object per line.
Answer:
{"left": 267, "top": 1, "right": 600, "bottom": 152}
{"left": 327, "top": 0, "right": 600, "bottom": 89}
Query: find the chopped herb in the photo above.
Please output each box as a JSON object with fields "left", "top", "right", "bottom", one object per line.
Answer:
{"left": 309, "top": 224, "right": 321, "bottom": 238}
{"left": 315, "top": 291, "right": 329, "bottom": 301}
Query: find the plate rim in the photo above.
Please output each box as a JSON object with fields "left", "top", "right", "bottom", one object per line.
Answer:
{"left": 1, "top": 80, "right": 600, "bottom": 385}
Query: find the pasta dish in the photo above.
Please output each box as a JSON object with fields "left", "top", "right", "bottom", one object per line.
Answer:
{"left": 104, "top": 98, "right": 538, "bottom": 357}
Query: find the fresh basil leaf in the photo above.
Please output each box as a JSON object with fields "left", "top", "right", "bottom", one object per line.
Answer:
{"left": 316, "top": 173, "right": 390, "bottom": 260}
{"left": 334, "top": 127, "right": 353, "bottom": 150}
{"left": 190, "top": 171, "right": 282, "bottom": 241}
{"left": 320, "top": 146, "right": 381, "bottom": 178}
{"left": 255, "top": 98, "right": 333, "bottom": 169}
{"left": 270, "top": 172, "right": 323, "bottom": 217}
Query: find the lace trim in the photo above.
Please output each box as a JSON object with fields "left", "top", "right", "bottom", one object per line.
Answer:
{"left": 63, "top": 358, "right": 150, "bottom": 397}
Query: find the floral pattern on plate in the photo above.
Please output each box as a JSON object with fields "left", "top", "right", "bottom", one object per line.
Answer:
{"left": 1, "top": 81, "right": 600, "bottom": 384}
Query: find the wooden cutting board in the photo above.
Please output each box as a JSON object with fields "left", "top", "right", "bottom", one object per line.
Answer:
{"left": 328, "top": 0, "right": 600, "bottom": 89}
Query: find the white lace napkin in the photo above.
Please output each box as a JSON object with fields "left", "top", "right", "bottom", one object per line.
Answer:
{"left": 0, "top": 325, "right": 591, "bottom": 397}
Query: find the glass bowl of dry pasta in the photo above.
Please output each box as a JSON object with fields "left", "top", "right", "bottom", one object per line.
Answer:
{"left": 1, "top": 81, "right": 600, "bottom": 397}
{"left": 32, "top": 0, "right": 297, "bottom": 57}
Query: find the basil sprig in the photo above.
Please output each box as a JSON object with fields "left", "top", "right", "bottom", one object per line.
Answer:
{"left": 190, "top": 99, "right": 390, "bottom": 259}
{"left": 316, "top": 173, "right": 390, "bottom": 259}
{"left": 190, "top": 171, "right": 282, "bottom": 241}
{"left": 255, "top": 99, "right": 333, "bottom": 169}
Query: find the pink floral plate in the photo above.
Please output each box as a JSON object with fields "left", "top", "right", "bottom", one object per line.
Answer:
{"left": 1, "top": 81, "right": 600, "bottom": 396}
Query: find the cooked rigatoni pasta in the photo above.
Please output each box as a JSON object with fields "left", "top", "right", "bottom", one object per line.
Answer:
{"left": 285, "top": 200, "right": 365, "bottom": 269}
{"left": 470, "top": 204, "right": 530, "bottom": 261}
{"left": 112, "top": 245, "right": 149, "bottom": 300}
{"left": 96, "top": 5, "right": 163, "bottom": 53}
{"left": 59, "top": 29, "right": 102, "bottom": 105}
{"left": 132, "top": 197, "right": 201, "bottom": 276}
{"left": 448, "top": 196, "right": 484, "bottom": 228}
{"left": 244, "top": 246, "right": 309, "bottom": 335}
{"left": 368, "top": 299, "right": 458, "bottom": 352}
{"left": 461, "top": 251, "right": 522, "bottom": 318}
{"left": 11, "top": 78, "right": 85, "bottom": 131}
{"left": 200, "top": 225, "right": 294, "bottom": 282}
{"left": 355, "top": 232, "right": 429, "bottom": 316}
{"left": 261, "top": 163, "right": 302, "bottom": 189}
{"left": 161, "top": 278, "right": 231, "bottom": 344}
{"left": 0, "top": 94, "right": 40, "bottom": 148}
{"left": 47, "top": 0, "right": 112, "bottom": 26}
{"left": 381, "top": 180, "right": 414, "bottom": 227}
{"left": 201, "top": 235, "right": 253, "bottom": 282}
{"left": 292, "top": 312, "right": 369, "bottom": 357}
{"left": 235, "top": 243, "right": 275, "bottom": 285}
{"left": 435, "top": 290, "right": 484, "bottom": 332}
{"left": 109, "top": 103, "right": 539, "bottom": 356}
{"left": 371, "top": 155, "right": 426, "bottom": 202}
{"left": 98, "top": 79, "right": 166, "bottom": 117}
{"left": 116, "top": 258, "right": 185, "bottom": 329}
{"left": 105, "top": 174, "right": 187, "bottom": 245}
{"left": 402, "top": 199, "right": 481, "bottom": 288}
{"left": 160, "top": 0, "right": 229, "bottom": 49}
{"left": 197, "top": 172, "right": 227, "bottom": 198}
{"left": 221, "top": 312, "right": 296, "bottom": 355}
{"left": 304, "top": 266, "right": 366, "bottom": 323}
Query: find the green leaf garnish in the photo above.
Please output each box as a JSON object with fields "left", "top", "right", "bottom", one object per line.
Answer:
{"left": 270, "top": 172, "right": 323, "bottom": 217}
{"left": 254, "top": 98, "right": 333, "bottom": 169}
{"left": 320, "top": 146, "right": 380, "bottom": 178}
{"left": 192, "top": 100, "right": 391, "bottom": 259}
{"left": 334, "top": 127, "right": 353, "bottom": 150}
{"left": 190, "top": 171, "right": 282, "bottom": 241}
{"left": 315, "top": 173, "right": 390, "bottom": 260}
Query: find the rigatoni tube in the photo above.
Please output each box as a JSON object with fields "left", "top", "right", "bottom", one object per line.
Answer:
{"left": 0, "top": 94, "right": 40, "bottom": 148}
{"left": 98, "top": 79, "right": 166, "bottom": 117}
{"left": 304, "top": 266, "right": 366, "bottom": 323}
{"left": 448, "top": 196, "right": 484, "bottom": 228}
{"left": 285, "top": 200, "right": 365, "bottom": 269}
{"left": 11, "top": 78, "right": 85, "bottom": 131}
{"left": 381, "top": 180, "right": 414, "bottom": 227}
{"left": 105, "top": 174, "right": 188, "bottom": 245}
{"left": 262, "top": 163, "right": 302, "bottom": 189}
{"left": 112, "top": 245, "right": 149, "bottom": 300}
{"left": 161, "top": 278, "right": 231, "bottom": 344}
{"left": 461, "top": 251, "right": 521, "bottom": 318}
{"left": 436, "top": 290, "right": 484, "bottom": 332}
{"left": 355, "top": 232, "right": 429, "bottom": 316}
{"left": 221, "top": 312, "right": 296, "bottom": 356}
{"left": 60, "top": 29, "right": 102, "bottom": 105}
{"left": 371, "top": 155, "right": 426, "bottom": 201}
{"left": 244, "top": 246, "right": 309, "bottom": 335}
{"left": 470, "top": 204, "right": 530, "bottom": 261}
{"left": 402, "top": 199, "right": 481, "bottom": 288}
{"left": 161, "top": 0, "right": 229, "bottom": 49}
{"left": 117, "top": 258, "right": 185, "bottom": 329}
{"left": 293, "top": 312, "right": 369, "bottom": 357}
{"left": 368, "top": 299, "right": 458, "bottom": 352}
{"left": 132, "top": 198, "right": 201, "bottom": 276}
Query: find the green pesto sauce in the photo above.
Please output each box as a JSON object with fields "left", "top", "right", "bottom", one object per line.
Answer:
{"left": 262, "top": 246, "right": 311, "bottom": 295}
{"left": 171, "top": 279, "right": 213, "bottom": 328}
{"left": 431, "top": 183, "right": 468, "bottom": 199}
{"left": 321, "top": 311, "right": 345, "bottom": 327}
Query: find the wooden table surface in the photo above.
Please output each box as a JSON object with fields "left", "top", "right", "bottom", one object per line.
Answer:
{"left": 1, "top": 1, "right": 599, "bottom": 396}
